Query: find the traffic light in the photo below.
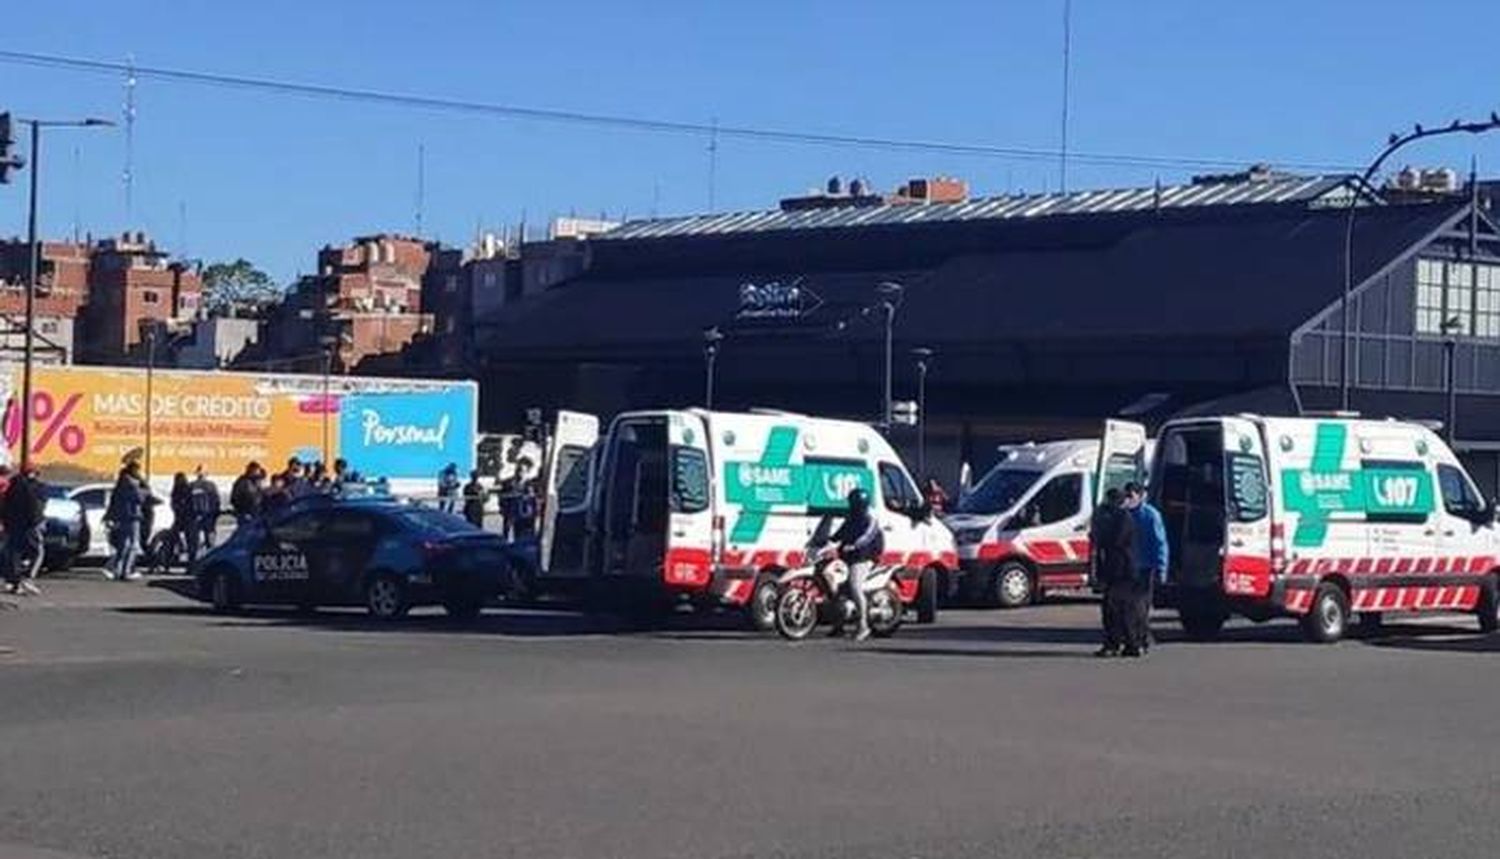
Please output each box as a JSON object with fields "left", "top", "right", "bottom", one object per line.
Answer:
{"left": 0, "top": 112, "right": 26, "bottom": 184}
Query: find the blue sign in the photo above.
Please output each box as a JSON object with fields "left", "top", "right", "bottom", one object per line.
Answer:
{"left": 337, "top": 388, "right": 475, "bottom": 480}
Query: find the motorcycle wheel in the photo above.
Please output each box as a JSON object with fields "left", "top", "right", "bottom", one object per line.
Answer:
{"left": 774, "top": 586, "right": 820, "bottom": 641}
{"left": 868, "top": 586, "right": 903, "bottom": 638}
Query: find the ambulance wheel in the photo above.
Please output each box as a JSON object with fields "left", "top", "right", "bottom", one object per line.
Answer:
{"left": 749, "top": 575, "right": 780, "bottom": 632}
{"left": 1475, "top": 576, "right": 1499, "bottom": 634}
{"left": 869, "top": 587, "right": 903, "bottom": 638}
{"left": 1300, "top": 583, "right": 1349, "bottom": 644}
{"left": 1177, "top": 598, "right": 1227, "bottom": 641}
{"left": 992, "top": 562, "right": 1034, "bottom": 608}
{"left": 365, "top": 573, "right": 410, "bottom": 621}
{"left": 915, "top": 568, "right": 940, "bottom": 624}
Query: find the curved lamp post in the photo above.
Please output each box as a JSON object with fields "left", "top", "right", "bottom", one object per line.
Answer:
{"left": 1340, "top": 114, "right": 1500, "bottom": 410}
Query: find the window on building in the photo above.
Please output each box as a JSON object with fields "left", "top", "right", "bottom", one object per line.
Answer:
{"left": 142, "top": 290, "right": 160, "bottom": 304}
{"left": 1477, "top": 264, "right": 1500, "bottom": 339}
{"left": 1415, "top": 258, "right": 1500, "bottom": 339}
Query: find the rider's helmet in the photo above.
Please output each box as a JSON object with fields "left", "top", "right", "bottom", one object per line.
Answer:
{"left": 847, "top": 488, "right": 870, "bottom": 515}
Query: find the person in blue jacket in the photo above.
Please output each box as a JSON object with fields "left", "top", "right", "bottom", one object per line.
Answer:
{"left": 1123, "top": 482, "right": 1168, "bottom": 656}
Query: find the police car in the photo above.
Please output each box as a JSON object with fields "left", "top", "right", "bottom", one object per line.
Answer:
{"left": 191, "top": 494, "right": 513, "bottom": 620}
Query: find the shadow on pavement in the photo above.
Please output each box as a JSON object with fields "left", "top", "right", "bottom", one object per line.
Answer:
{"left": 114, "top": 602, "right": 766, "bottom": 639}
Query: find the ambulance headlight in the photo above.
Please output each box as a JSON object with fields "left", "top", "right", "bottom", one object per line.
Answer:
{"left": 955, "top": 528, "right": 987, "bottom": 545}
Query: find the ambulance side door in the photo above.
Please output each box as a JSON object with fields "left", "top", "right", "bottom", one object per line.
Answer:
{"left": 1016, "top": 471, "right": 1091, "bottom": 582}
{"left": 876, "top": 461, "right": 925, "bottom": 564}
{"left": 1435, "top": 461, "right": 1492, "bottom": 568}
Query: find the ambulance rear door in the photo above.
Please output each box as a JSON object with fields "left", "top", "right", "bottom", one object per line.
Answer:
{"left": 540, "top": 410, "right": 600, "bottom": 577}
{"left": 1096, "top": 419, "right": 1148, "bottom": 503}
{"left": 1220, "top": 417, "right": 1273, "bottom": 599}
{"left": 663, "top": 412, "right": 714, "bottom": 589}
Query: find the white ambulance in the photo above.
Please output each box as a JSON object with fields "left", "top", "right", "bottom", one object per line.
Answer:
{"left": 534, "top": 409, "right": 957, "bottom": 626}
{"left": 1100, "top": 414, "right": 1500, "bottom": 643}
{"left": 944, "top": 432, "right": 1152, "bottom": 608}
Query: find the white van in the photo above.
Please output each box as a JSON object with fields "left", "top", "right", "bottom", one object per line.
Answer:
{"left": 1102, "top": 414, "right": 1500, "bottom": 643}
{"left": 535, "top": 409, "right": 956, "bottom": 626}
{"left": 944, "top": 429, "right": 1152, "bottom": 608}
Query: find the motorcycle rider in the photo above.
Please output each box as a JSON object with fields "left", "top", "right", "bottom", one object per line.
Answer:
{"left": 829, "top": 488, "right": 884, "bottom": 641}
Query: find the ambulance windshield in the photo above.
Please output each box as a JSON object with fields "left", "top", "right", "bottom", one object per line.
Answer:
{"left": 956, "top": 467, "right": 1043, "bottom": 515}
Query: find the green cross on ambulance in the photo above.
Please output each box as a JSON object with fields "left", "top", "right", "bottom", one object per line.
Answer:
{"left": 1096, "top": 414, "right": 1500, "bottom": 643}
{"left": 529, "top": 409, "right": 957, "bottom": 627}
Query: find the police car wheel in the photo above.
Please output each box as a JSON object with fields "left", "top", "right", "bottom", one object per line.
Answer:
{"left": 209, "top": 569, "right": 239, "bottom": 614}
{"left": 442, "top": 595, "right": 483, "bottom": 621}
{"left": 992, "top": 563, "right": 1034, "bottom": 609}
{"left": 1301, "top": 583, "right": 1349, "bottom": 644}
{"left": 366, "top": 574, "right": 410, "bottom": 620}
{"left": 749, "top": 576, "right": 780, "bottom": 631}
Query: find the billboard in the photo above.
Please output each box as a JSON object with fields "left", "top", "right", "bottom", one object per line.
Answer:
{"left": 0, "top": 365, "right": 476, "bottom": 486}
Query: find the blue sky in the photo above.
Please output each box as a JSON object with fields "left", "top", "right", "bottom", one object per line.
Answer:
{"left": 3, "top": 0, "right": 1500, "bottom": 282}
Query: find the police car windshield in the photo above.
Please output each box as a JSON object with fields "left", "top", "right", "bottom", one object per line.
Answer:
{"left": 956, "top": 468, "right": 1043, "bottom": 515}
{"left": 395, "top": 507, "right": 477, "bottom": 536}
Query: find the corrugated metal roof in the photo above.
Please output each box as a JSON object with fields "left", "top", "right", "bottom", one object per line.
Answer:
{"left": 600, "top": 174, "right": 1364, "bottom": 242}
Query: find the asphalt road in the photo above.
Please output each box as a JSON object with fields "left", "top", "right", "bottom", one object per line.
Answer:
{"left": 2, "top": 572, "right": 1499, "bottom": 859}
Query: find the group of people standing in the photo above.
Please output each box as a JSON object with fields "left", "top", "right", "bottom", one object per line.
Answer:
{"left": 228, "top": 456, "right": 372, "bottom": 523}
{"left": 441, "top": 463, "right": 539, "bottom": 538}
{"left": 103, "top": 459, "right": 221, "bottom": 581}
{"left": 1090, "top": 482, "right": 1168, "bottom": 658}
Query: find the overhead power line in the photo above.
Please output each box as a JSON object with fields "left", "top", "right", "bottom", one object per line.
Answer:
{"left": 0, "top": 48, "right": 1357, "bottom": 173}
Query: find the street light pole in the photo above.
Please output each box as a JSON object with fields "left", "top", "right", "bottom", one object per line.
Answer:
{"left": 21, "top": 120, "right": 39, "bottom": 470}
{"left": 875, "top": 281, "right": 904, "bottom": 430}
{"left": 15, "top": 116, "right": 114, "bottom": 471}
{"left": 703, "top": 326, "right": 723, "bottom": 410}
{"left": 1341, "top": 114, "right": 1500, "bottom": 410}
{"left": 1442, "top": 316, "right": 1460, "bottom": 444}
{"left": 913, "top": 347, "right": 934, "bottom": 478}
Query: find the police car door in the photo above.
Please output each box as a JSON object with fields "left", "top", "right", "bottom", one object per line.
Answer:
{"left": 314, "top": 509, "right": 381, "bottom": 601}
{"left": 253, "top": 511, "right": 319, "bottom": 602}
{"left": 664, "top": 413, "right": 713, "bottom": 588}
{"left": 541, "top": 410, "right": 600, "bottom": 578}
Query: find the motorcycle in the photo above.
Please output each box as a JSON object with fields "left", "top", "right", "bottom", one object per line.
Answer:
{"left": 773, "top": 539, "right": 904, "bottom": 641}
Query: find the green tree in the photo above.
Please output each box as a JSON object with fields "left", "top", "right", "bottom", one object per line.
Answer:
{"left": 200, "top": 258, "right": 281, "bottom": 317}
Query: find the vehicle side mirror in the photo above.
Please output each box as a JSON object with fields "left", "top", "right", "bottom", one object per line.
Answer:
{"left": 909, "top": 499, "right": 933, "bottom": 522}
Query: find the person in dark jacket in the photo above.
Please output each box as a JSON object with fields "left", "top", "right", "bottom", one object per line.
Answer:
{"left": 189, "top": 467, "right": 221, "bottom": 559}
{"left": 105, "top": 462, "right": 147, "bottom": 581}
{"left": 230, "top": 462, "right": 265, "bottom": 524}
{"left": 1091, "top": 487, "right": 1137, "bottom": 657}
{"left": 3, "top": 466, "right": 47, "bottom": 595}
{"left": 169, "top": 472, "right": 193, "bottom": 562}
{"left": 437, "top": 463, "right": 461, "bottom": 514}
{"left": 829, "top": 488, "right": 884, "bottom": 641}
{"left": 462, "top": 471, "right": 487, "bottom": 528}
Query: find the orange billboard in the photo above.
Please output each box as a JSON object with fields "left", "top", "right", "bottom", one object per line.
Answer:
{"left": 0, "top": 365, "right": 476, "bottom": 485}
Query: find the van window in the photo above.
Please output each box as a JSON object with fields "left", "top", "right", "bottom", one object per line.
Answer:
{"left": 1226, "top": 453, "right": 1268, "bottom": 522}
{"left": 1438, "top": 463, "right": 1485, "bottom": 516}
{"left": 878, "top": 462, "right": 920, "bottom": 513}
{"left": 671, "top": 447, "right": 710, "bottom": 514}
{"left": 1025, "top": 474, "right": 1082, "bottom": 526}
{"left": 555, "top": 444, "right": 592, "bottom": 510}
{"left": 957, "top": 468, "right": 1042, "bottom": 515}
{"left": 1100, "top": 453, "right": 1139, "bottom": 497}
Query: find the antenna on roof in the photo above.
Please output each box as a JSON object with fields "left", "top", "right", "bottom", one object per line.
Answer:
{"left": 1058, "top": 0, "right": 1073, "bottom": 194}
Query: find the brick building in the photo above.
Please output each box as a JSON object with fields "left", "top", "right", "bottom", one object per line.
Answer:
{"left": 0, "top": 239, "right": 91, "bottom": 362}
{"left": 252, "top": 233, "right": 435, "bottom": 373}
{"left": 79, "top": 232, "right": 203, "bottom": 363}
